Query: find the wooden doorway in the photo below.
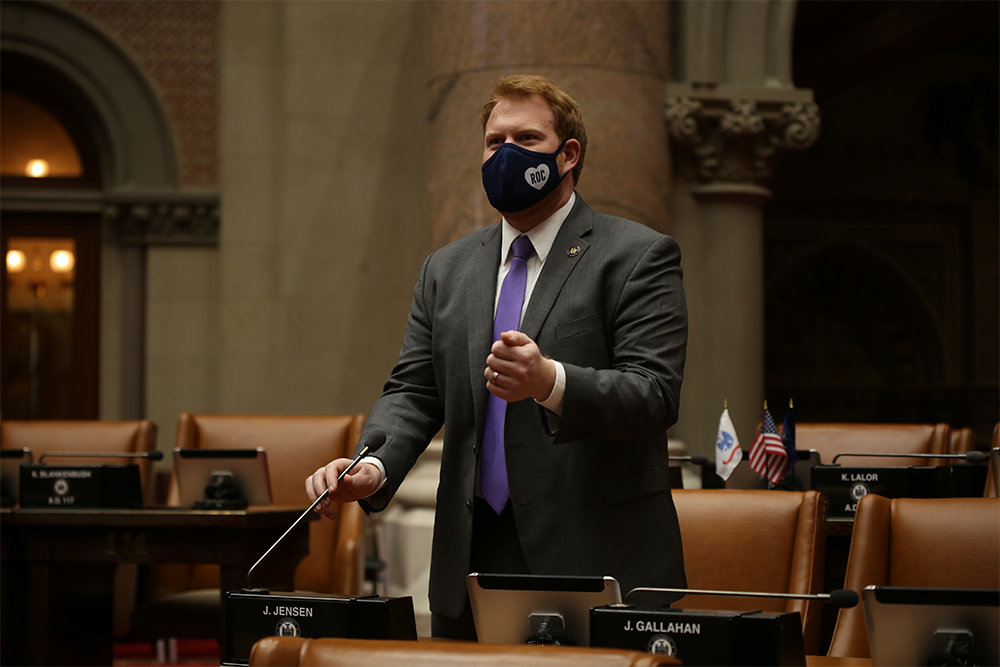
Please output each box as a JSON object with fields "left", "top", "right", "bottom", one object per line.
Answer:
{"left": 2, "top": 214, "right": 101, "bottom": 419}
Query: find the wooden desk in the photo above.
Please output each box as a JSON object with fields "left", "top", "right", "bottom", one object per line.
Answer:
{"left": 0, "top": 506, "right": 312, "bottom": 666}
{"left": 0, "top": 508, "right": 14, "bottom": 667}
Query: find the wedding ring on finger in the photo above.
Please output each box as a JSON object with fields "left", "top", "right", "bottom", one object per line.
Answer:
{"left": 492, "top": 371, "right": 500, "bottom": 382}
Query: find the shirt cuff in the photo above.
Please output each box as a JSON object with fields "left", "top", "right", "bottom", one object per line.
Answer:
{"left": 360, "top": 456, "right": 387, "bottom": 495}
{"left": 536, "top": 360, "right": 565, "bottom": 416}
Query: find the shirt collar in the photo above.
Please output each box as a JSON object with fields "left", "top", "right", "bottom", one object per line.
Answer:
{"left": 500, "top": 192, "right": 576, "bottom": 266}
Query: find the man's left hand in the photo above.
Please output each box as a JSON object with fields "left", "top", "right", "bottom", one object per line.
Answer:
{"left": 485, "top": 330, "right": 556, "bottom": 403}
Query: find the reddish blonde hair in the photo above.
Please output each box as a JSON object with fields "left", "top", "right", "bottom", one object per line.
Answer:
{"left": 481, "top": 74, "right": 588, "bottom": 185}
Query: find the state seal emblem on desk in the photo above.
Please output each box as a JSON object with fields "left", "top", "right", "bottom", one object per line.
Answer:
{"left": 850, "top": 481, "right": 870, "bottom": 502}
{"left": 276, "top": 618, "right": 301, "bottom": 637}
{"left": 647, "top": 634, "right": 678, "bottom": 656}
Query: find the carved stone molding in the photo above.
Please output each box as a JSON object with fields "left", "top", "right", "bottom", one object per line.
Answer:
{"left": 0, "top": 189, "right": 220, "bottom": 246}
{"left": 103, "top": 193, "right": 220, "bottom": 246}
{"left": 665, "top": 83, "right": 821, "bottom": 186}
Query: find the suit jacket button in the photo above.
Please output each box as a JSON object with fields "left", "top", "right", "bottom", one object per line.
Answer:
{"left": 466, "top": 500, "right": 472, "bottom": 512}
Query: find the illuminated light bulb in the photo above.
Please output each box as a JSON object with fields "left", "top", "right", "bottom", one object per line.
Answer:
{"left": 6, "top": 250, "right": 26, "bottom": 274}
{"left": 50, "top": 250, "right": 75, "bottom": 273}
{"left": 25, "top": 159, "right": 50, "bottom": 178}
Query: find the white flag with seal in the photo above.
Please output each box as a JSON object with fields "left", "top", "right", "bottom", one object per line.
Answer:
{"left": 715, "top": 408, "right": 742, "bottom": 481}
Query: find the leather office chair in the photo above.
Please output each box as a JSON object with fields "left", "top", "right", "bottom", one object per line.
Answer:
{"left": 794, "top": 422, "right": 951, "bottom": 468}
{"left": 986, "top": 423, "right": 998, "bottom": 498}
{"left": 249, "top": 637, "right": 680, "bottom": 667}
{"left": 826, "top": 494, "right": 1000, "bottom": 658}
{"left": 130, "top": 412, "right": 366, "bottom": 659}
{"left": 1, "top": 419, "right": 158, "bottom": 638}
{"left": 948, "top": 427, "right": 974, "bottom": 455}
{"left": 670, "top": 489, "right": 828, "bottom": 655}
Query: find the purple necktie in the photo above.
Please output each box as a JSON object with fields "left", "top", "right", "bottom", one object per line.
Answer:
{"left": 482, "top": 235, "right": 534, "bottom": 514}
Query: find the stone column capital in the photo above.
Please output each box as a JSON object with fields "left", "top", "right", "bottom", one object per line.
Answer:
{"left": 665, "top": 83, "right": 821, "bottom": 187}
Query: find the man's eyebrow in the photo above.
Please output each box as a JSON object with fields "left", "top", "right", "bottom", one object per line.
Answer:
{"left": 488, "top": 125, "right": 546, "bottom": 136}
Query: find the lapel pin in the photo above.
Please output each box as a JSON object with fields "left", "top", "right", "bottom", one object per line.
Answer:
{"left": 567, "top": 245, "right": 581, "bottom": 257}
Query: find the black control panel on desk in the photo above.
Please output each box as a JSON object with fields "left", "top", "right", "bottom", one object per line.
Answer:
{"left": 813, "top": 464, "right": 988, "bottom": 518}
{"left": 591, "top": 605, "right": 805, "bottom": 666}
{"left": 19, "top": 464, "right": 143, "bottom": 509}
{"left": 224, "top": 590, "right": 417, "bottom": 666}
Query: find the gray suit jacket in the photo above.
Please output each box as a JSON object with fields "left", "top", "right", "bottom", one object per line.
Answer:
{"left": 358, "top": 195, "right": 688, "bottom": 618}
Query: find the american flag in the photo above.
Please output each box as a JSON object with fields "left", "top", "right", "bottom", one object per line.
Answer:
{"left": 748, "top": 408, "right": 788, "bottom": 485}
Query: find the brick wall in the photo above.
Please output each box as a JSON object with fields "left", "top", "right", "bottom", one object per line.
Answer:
{"left": 58, "top": 0, "right": 220, "bottom": 189}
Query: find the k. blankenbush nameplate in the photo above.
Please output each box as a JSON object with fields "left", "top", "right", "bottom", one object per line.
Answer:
{"left": 19, "top": 463, "right": 143, "bottom": 509}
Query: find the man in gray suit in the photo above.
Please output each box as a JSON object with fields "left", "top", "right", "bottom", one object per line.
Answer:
{"left": 306, "top": 74, "right": 687, "bottom": 639}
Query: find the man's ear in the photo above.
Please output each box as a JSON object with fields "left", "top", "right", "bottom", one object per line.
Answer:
{"left": 559, "top": 138, "right": 581, "bottom": 175}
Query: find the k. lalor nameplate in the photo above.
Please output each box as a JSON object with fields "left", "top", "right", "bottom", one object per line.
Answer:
{"left": 813, "top": 465, "right": 941, "bottom": 517}
{"left": 590, "top": 605, "right": 805, "bottom": 666}
{"left": 810, "top": 465, "right": 968, "bottom": 517}
{"left": 19, "top": 464, "right": 143, "bottom": 509}
{"left": 224, "top": 590, "right": 417, "bottom": 666}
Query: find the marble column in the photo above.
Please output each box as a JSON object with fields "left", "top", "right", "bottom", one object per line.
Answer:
{"left": 427, "top": 1, "right": 672, "bottom": 247}
{"left": 666, "top": 83, "right": 821, "bottom": 457}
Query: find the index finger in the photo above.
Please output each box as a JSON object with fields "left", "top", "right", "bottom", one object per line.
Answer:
{"left": 306, "top": 467, "right": 331, "bottom": 503}
{"left": 499, "top": 330, "right": 531, "bottom": 346}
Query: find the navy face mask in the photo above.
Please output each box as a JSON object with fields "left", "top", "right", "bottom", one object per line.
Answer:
{"left": 481, "top": 140, "right": 567, "bottom": 213}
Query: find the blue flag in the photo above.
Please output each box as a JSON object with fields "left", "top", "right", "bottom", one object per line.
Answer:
{"left": 782, "top": 405, "right": 798, "bottom": 480}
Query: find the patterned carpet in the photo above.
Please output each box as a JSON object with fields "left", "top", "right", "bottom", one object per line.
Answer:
{"left": 113, "top": 639, "right": 219, "bottom": 666}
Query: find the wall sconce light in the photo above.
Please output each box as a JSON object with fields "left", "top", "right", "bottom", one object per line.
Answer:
{"left": 6, "top": 250, "right": 27, "bottom": 274}
{"left": 50, "top": 249, "right": 75, "bottom": 273}
{"left": 25, "top": 159, "right": 50, "bottom": 178}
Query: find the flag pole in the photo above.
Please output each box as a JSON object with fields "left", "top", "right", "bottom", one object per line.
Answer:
{"left": 787, "top": 397, "right": 794, "bottom": 488}
{"left": 763, "top": 400, "right": 772, "bottom": 489}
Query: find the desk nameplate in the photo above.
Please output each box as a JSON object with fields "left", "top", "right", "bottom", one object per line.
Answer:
{"left": 591, "top": 605, "right": 805, "bottom": 666}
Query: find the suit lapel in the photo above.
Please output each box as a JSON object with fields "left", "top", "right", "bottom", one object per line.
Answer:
{"left": 520, "top": 198, "right": 593, "bottom": 339}
{"left": 468, "top": 225, "right": 502, "bottom": 437}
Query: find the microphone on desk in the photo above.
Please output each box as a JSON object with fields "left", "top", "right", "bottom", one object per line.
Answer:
{"left": 625, "top": 586, "right": 860, "bottom": 608}
{"left": 244, "top": 430, "right": 387, "bottom": 590}
{"left": 831, "top": 451, "right": 986, "bottom": 465}
{"left": 37, "top": 450, "right": 165, "bottom": 463}
{"left": 668, "top": 454, "right": 710, "bottom": 466}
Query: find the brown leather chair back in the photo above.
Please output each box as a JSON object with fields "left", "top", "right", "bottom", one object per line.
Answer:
{"left": 0, "top": 419, "right": 158, "bottom": 502}
{"left": 987, "top": 424, "right": 999, "bottom": 498}
{"left": 827, "top": 495, "right": 1000, "bottom": 657}
{"left": 157, "top": 412, "right": 365, "bottom": 596}
{"left": 795, "top": 422, "right": 950, "bottom": 467}
{"left": 671, "top": 489, "right": 828, "bottom": 655}
{"left": 249, "top": 637, "right": 680, "bottom": 667}
{"left": 948, "top": 427, "right": 974, "bottom": 454}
